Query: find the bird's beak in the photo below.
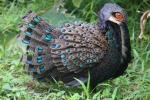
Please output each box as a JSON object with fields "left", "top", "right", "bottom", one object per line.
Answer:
{"left": 108, "top": 16, "right": 122, "bottom": 25}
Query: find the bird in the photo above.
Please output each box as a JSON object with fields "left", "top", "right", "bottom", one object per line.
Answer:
{"left": 17, "top": 3, "right": 131, "bottom": 88}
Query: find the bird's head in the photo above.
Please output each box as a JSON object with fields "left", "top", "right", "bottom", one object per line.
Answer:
{"left": 99, "top": 3, "right": 127, "bottom": 31}
{"left": 99, "top": 3, "right": 131, "bottom": 67}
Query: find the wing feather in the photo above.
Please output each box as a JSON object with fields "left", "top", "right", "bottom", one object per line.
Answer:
{"left": 52, "top": 22, "right": 108, "bottom": 72}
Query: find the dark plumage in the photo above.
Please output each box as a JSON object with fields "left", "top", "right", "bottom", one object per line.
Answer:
{"left": 17, "top": 3, "right": 131, "bottom": 88}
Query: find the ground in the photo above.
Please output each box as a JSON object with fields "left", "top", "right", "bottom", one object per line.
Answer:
{"left": 0, "top": 0, "right": 150, "bottom": 99}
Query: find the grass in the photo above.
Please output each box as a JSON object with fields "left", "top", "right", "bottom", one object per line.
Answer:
{"left": 0, "top": 0, "right": 150, "bottom": 99}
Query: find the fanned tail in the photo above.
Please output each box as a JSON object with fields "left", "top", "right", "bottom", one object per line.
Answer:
{"left": 17, "top": 11, "right": 61, "bottom": 81}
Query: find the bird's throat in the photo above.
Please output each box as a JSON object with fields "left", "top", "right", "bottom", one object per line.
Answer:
{"left": 119, "top": 23, "right": 131, "bottom": 64}
{"left": 107, "top": 22, "right": 131, "bottom": 64}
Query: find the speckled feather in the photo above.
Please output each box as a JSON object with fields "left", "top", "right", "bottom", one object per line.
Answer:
{"left": 17, "top": 3, "right": 131, "bottom": 87}
{"left": 18, "top": 11, "right": 108, "bottom": 74}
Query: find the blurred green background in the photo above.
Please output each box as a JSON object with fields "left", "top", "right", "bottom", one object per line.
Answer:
{"left": 0, "top": 0, "right": 150, "bottom": 99}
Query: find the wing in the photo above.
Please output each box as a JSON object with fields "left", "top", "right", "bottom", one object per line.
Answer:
{"left": 51, "top": 22, "right": 108, "bottom": 73}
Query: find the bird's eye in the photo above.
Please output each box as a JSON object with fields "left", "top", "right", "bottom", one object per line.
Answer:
{"left": 113, "top": 12, "right": 124, "bottom": 22}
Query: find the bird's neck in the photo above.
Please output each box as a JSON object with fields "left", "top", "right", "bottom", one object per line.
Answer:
{"left": 119, "top": 23, "right": 131, "bottom": 66}
{"left": 107, "top": 22, "right": 131, "bottom": 66}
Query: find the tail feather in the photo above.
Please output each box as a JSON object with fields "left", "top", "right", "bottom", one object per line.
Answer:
{"left": 22, "top": 11, "right": 60, "bottom": 38}
{"left": 17, "top": 11, "right": 62, "bottom": 81}
{"left": 20, "top": 25, "right": 44, "bottom": 42}
{"left": 22, "top": 55, "right": 52, "bottom": 65}
{"left": 26, "top": 45, "right": 50, "bottom": 55}
{"left": 18, "top": 33, "right": 48, "bottom": 46}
